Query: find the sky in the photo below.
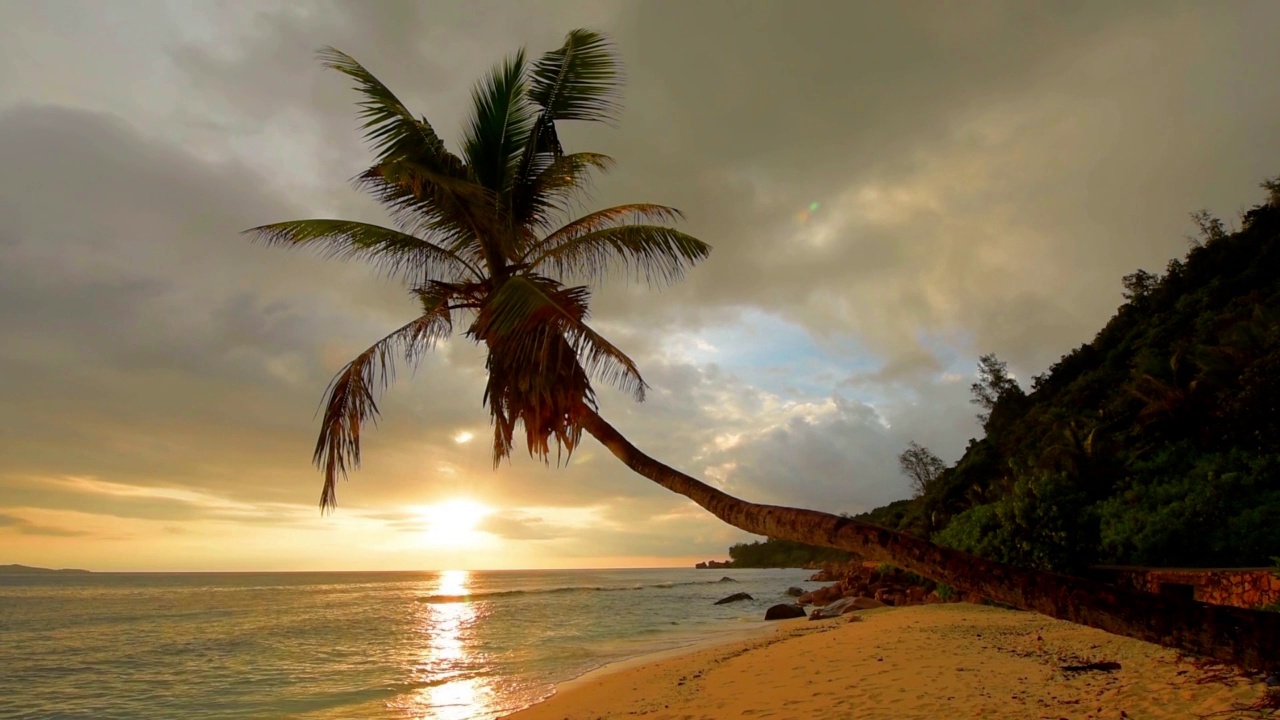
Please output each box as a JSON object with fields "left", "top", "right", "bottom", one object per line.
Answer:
{"left": 2, "top": 0, "right": 1278, "bottom": 572}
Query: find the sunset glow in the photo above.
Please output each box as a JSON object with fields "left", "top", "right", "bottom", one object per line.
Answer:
{"left": 415, "top": 500, "right": 493, "bottom": 547}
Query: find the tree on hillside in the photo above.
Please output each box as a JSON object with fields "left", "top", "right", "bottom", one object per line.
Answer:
{"left": 1188, "top": 209, "right": 1228, "bottom": 247}
{"left": 246, "top": 31, "right": 1279, "bottom": 670}
{"left": 970, "top": 353, "right": 1023, "bottom": 424}
{"left": 898, "top": 441, "right": 946, "bottom": 498}
{"left": 1121, "top": 269, "right": 1161, "bottom": 302}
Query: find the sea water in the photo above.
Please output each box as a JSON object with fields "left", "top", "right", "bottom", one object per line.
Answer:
{"left": 0, "top": 567, "right": 818, "bottom": 719}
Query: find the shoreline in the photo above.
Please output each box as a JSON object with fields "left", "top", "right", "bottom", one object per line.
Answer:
{"left": 551, "top": 616, "right": 796, "bottom": 694}
{"left": 505, "top": 603, "right": 1272, "bottom": 719}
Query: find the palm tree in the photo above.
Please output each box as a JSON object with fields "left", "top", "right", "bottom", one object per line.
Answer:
{"left": 245, "top": 30, "right": 1278, "bottom": 670}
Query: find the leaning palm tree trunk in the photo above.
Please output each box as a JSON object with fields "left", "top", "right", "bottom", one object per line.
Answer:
{"left": 582, "top": 410, "right": 1280, "bottom": 671}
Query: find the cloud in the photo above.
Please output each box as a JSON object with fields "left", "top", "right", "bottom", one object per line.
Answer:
{"left": 0, "top": 513, "right": 91, "bottom": 537}
{"left": 477, "top": 512, "right": 567, "bottom": 541}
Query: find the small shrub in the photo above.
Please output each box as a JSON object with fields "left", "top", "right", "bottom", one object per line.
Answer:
{"left": 935, "top": 584, "right": 957, "bottom": 601}
{"left": 900, "top": 570, "right": 935, "bottom": 589}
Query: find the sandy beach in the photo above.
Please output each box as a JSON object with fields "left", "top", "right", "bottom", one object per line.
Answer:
{"left": 507, "top": 603, "right": 1274, "bottom": 720}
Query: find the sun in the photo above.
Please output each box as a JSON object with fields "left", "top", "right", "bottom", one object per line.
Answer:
{"left": 415, "top": 499, "right": 493, "bottom": 547}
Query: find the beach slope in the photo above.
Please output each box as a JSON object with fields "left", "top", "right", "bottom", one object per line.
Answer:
{"left": 508, "top": 603, "right": 1269, "bottom": 719}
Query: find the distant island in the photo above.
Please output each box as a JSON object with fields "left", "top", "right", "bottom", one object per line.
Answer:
{"left": 0, "top": 564, "right": 91, "bottom": 574}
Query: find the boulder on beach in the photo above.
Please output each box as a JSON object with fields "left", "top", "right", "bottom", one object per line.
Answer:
{"left": 786, "top": 587, "right": 804, "bottom": 597}
{"left": 809, "top": 596, "right": 861, "bottom": 620}
{"left": 764, "top": 603, "right": 807, "bottom": 620}
{"left": 796, "top": 584, "right": 842, "bottom": 606}
{"left": 714, "top": 592, "right": 753, "bottom": 605}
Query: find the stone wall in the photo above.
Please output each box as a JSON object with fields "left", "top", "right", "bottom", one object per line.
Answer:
{"left": 1095, "top": 566, "right": 1280, "bottom": 609}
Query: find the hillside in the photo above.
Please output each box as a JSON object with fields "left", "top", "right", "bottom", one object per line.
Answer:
{"left": 858, "top": 176, "right": 1280, "bottom": 572}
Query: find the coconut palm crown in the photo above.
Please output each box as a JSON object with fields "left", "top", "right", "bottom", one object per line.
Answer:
{"left": 244, "top": 30, "right": 710, "bottom": 510}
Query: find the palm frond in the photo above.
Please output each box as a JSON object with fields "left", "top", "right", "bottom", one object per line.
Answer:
{"left": 537, "top": 203, "right": 683, "bottom": 241}
{"left": 517, "top": 152, "right": 616, "bottom": 231}
{"left": 462, "top": 50, "right": 536, "bottom": 199}
{"left": 510, "top": 29, "right": 623, "bottom": 225}
{"left": 242, "top": 219, "right": 483, "bottom": 282}
{"left": 314, "top": 298, "right": 454, "bottom": 511}
{"left": 528, "top": 224, "right": 711, "bottom": 286}
{"left": 528, "top": 29, "right": 624, "bottom": 125}
{"left": 352, "top": 164, "right": 495, "bottom": 270}
{"left": 317, "top": 47, "right": 466, "bottom": 177}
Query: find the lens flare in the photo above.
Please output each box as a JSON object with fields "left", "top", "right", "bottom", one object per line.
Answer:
{"left": 796, "top": 201, "right": 821, "bottom": 225}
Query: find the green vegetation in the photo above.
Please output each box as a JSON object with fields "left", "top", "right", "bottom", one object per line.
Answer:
{"left": 727, "top": 538, "right": 850, "bottom": 568}
{"left": 863, "top": 177, "right": 1280, "bottom": 572}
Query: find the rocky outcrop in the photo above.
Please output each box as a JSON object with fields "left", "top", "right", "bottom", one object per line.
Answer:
{"left": 764, "top": 603, "right": 807, "bottom": 620}
{"left": 808, "top": 596, "right": 863, "bottom": 620}
{"left": 795, "top": 560, "right": 953, "bottom": 610}
{"left": 796, "top": 584, "right": 843, "bottom": 606}
{"left": 1095, "top": 566, "right": 1280, "bottom": 610}
{"left": 714, "top": 592, "right": 753, "bottom": 605}
{"left": 719, "top": 576, "right": 737, "bottom": 583}
{"left": 695, "top": 560, "right": 732, "bottom": 569}
{"left": 786, "top": 586, "right": 804, "bottom": 597}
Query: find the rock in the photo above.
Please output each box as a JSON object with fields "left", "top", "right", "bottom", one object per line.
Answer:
{"left": 719, "top": 576, "right": 737, "bottom": 583}
{"left": 906, "top": 586, "right": 927, "bottom": 604}
{"left": 714, "top": 592, "right": 753, "bottom": 605}
{"left": 694, "top": 562, "right": 707, "bottom": 569}
{"left": 808, "top": 596, "right": 864, "bottom": 620}
{"left": 797, "top": 584, "right": 843, "bottom": 606}
{"left": 1264, "top": 672, "right": 1279, "bottom": 687}
{"left": 764, "top": 603, "right": 807, "bottom": 620}
{"left": 786, "top": 586, "right": 804, "bottom": 597}
{"left": 848, "top": 597, "right": 886, "bottom": 610}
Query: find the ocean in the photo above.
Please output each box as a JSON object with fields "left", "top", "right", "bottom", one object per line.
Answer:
{"left": 0, "top": 567, "right": 819, "bottom": 719}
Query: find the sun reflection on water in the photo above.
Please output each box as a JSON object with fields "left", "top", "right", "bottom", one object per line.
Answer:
{"left": 401, "top": 570, "right": 497, "bottom": 720}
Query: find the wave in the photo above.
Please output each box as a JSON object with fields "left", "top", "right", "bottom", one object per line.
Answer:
{"left": 415, "top": 579, "right": 727, "bottom": 604}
